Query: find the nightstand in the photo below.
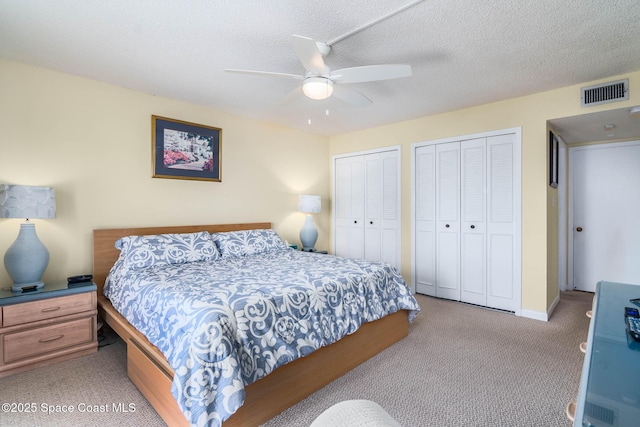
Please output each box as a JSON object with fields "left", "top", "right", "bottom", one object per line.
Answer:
{"left": 0, "top": 280, "right": 98, "bottom": 378}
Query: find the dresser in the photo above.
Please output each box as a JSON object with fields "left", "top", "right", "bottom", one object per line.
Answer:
{"left": 574, "top": 281, "right": 640, "bottom": 426}
{"left": 0, "top": 280, "right": 98, "bottom": 378}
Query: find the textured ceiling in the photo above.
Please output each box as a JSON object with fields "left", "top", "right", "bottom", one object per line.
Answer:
{"left": 1, "top": 0, "right": 640, "bottom": 136}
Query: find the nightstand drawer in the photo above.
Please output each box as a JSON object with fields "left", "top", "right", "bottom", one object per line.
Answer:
{"left": 3, "top": 316, "right": 94, "bottom": 363}
{"left": 2, "top": 292, "right": 93, "bottom": 327}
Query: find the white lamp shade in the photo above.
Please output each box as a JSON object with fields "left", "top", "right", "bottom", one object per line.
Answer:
{"left": 298, "top": 195, "right": 321, "bottom": 213}
{"left": 303, "top": 77, "right": 334, "bottom": 100}
{"left": 0, "top": 185, "right": 56, "bottom": 219}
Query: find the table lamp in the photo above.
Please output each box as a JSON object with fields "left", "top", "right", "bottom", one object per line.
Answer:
{"left": 298, "top": 194, "right": 321, "bottom": 251}
{"left": 0, "top": 184, "right": 56, "bottom": 292}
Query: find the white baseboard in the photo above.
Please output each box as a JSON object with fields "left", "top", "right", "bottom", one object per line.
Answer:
{"left": 520, "top": 309, "right": 548, "bottom": 321}
{"left": 519, "top": 293, "right": 560, "bottom": 322}
{"left": 547, "top": 293, "right": 560, "bottom": 318}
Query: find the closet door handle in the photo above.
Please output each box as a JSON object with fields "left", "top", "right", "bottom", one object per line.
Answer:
{"left": 369, "top": 221, "right": 373, "bottom": 225}
{"left": 470, "top": 225, "right": 475, "bottom": 229}
{"left": 354, "top": 220, "right": 358, "bottom": 224}
{"left": 445, "top": 224, "right": 450, "bottom": 228}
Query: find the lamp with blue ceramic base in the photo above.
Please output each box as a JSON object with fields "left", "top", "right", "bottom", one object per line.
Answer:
{"left": 298, "top": 194, "right": 321, "bottom": 251}
{"left": 0, "top": 185, "right": 56, "bottom": 292}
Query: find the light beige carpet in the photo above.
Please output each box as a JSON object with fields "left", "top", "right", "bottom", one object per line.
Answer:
{"left": 0, "top": 291, "right": 592, "bottom": 426}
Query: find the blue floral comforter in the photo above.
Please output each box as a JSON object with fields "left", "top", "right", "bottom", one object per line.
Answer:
{"left": 104, "top": 250, "right": 420, "bottom": 426}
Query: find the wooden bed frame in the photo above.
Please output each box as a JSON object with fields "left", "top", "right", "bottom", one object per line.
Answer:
{"left": 93, "top": 222, "right": 410, "bottom": 427}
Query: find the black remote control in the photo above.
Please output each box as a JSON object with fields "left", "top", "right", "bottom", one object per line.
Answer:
{"left": 67, "top": 274, "right": 93, "bottom": 284}
{"left": 625, "top": 307, "right": 640, "bottom": 342}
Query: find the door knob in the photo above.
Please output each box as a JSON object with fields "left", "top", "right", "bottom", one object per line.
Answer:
{"left": 445, "top": 224, "right": 450, "bottom": 228}
{"left": 470, "top": 225, "right": 475, "bottom": 229}
{"left": 576, "top": 227, "right": 583, "bottom": 232}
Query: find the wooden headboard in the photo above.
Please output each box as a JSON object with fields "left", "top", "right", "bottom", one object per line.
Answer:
{"left": 92, "top": 222, "right": 271, "bottom": 297}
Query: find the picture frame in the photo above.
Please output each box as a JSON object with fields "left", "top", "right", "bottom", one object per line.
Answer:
{"left": 549, "top": 131, "right": 558, "bottom": 188}
{"left": 152, "top": 115, "right": 221, "bottom": 182}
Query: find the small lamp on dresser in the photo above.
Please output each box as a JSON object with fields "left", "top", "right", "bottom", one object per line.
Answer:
{"left": 298, "top": 194, "right": 321, "bottom": 251}
{"left": 0, "top": 184, "right": 56, "bottom": 292}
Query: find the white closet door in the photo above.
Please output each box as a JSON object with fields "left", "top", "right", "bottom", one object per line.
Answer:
{"left": 348, "top": 156, "right": 365, "bottom": 260}
{"left": 486, "top": 133, "right": 515, "bottom": 311}
{"left": 334, "top": 148, "right": 401, "bottom": 268}
{"left": 364, "top": 153, "right": 381, "bottom": 262}
{"left": 414, "top": 145, "right": 436, "bottom": 295}
{"left": 460, "top": 138, "right": 487, "bottom": 306}
{"left": 380, "top": 150, "right": 401, "bottom": 268}
{"left": 334, "top": 157, "right": 350, "bottom": 257}
{"left": 334, "top": 155, "right": 366, "bottom": 260}
{"left": 435, "top": 142, "right": 460, "bottom": 300}
{"left": 412, "top": 130, "right": 519, "bottom": 312}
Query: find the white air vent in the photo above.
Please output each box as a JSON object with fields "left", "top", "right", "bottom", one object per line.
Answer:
{"left": 581, "top": 79, "right": 629, "bottom": 107}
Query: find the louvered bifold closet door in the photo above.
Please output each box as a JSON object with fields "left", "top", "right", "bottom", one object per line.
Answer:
{"left": 486, "top": 134, "right": 516, "bottom": 311}
{"left": 364, "top": 154, "right": 382, "bottom": 262}
{"left": 348, "top": 156, "right": 366, "bottom": 260}
{"left": 334, "top": 156, "right": 365, "bottom": 260}
{"left": 460, "top": 138, "right": 487, "bottom": 306}
{"left": 334, "top": 157, "right": 351, "bottom": 258}
{"left": 334, "top": 148, "right": 401, "bottom": 268}
{"left": 414, "top": 145, "right": 436, "bottom": 296}
{"left": 435, "top": 142, "right": 461, "bottom": 301}
{"left": 379, "top": 150, "right": 401, "bottom": 268}
{"left": 363, "top": 151, "right": 401, "bottom": 268}
{"left": 413, "top": 131, "right": 518, "bottom": 311}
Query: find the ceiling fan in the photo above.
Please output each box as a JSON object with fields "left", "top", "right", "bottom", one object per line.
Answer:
{"left": 225, "top": 34, "right": 412, "bottom": 106}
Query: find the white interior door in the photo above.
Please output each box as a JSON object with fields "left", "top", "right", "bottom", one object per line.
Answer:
{"left": 570, "top": 140, "right": 640, "bottom": 291}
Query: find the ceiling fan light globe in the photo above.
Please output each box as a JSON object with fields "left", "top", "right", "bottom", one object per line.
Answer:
{"left": 303, "top": 77, "right": 334, "bottom": 100}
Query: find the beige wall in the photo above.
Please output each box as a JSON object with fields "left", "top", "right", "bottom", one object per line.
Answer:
{"left": 329, "top": 70, "right": 640, "bottom": 315}
{"left": 0, "top": 60, "right": 331, "bottom": 286}
{"left": 3, "top": 57, "right": 639, "bottom": 316}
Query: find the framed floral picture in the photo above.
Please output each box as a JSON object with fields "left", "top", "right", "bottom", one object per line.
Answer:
{"left": 152, "top": 115, "right": 221, "bottom": 181}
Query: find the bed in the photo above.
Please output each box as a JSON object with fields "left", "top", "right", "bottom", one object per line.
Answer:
{"left": 93, "top": 223, "right": 420, "bottom": 427}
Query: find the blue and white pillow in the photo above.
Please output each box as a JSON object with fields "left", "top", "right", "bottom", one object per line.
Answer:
{"left": 212, "top": 229, "right": 288, "bottom": 258}
{"left": 115, "top": 231, "right": 220, "bottom": 271}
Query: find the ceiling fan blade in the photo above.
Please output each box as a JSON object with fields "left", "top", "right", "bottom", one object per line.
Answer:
{"left": 292, "top": 35, "right": 327, "bottom": 75}
{"left": 331, "top": 64, "right": 412, "bottom": 84}
{"left": 332, "top": 85, "right": 372, "bottom": 107}
{"left": 281, "top": 86, "right": 304, "bottom": 104}
{"left": 225, "top": 69, "right": 303, "bottom": 80}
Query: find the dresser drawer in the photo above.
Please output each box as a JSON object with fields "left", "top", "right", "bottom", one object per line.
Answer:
{"left": 2, "top": 292, "right": 94, "bottom": 327}
{"left": 3, "top": 316, "right": 95, "bottom": 363}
